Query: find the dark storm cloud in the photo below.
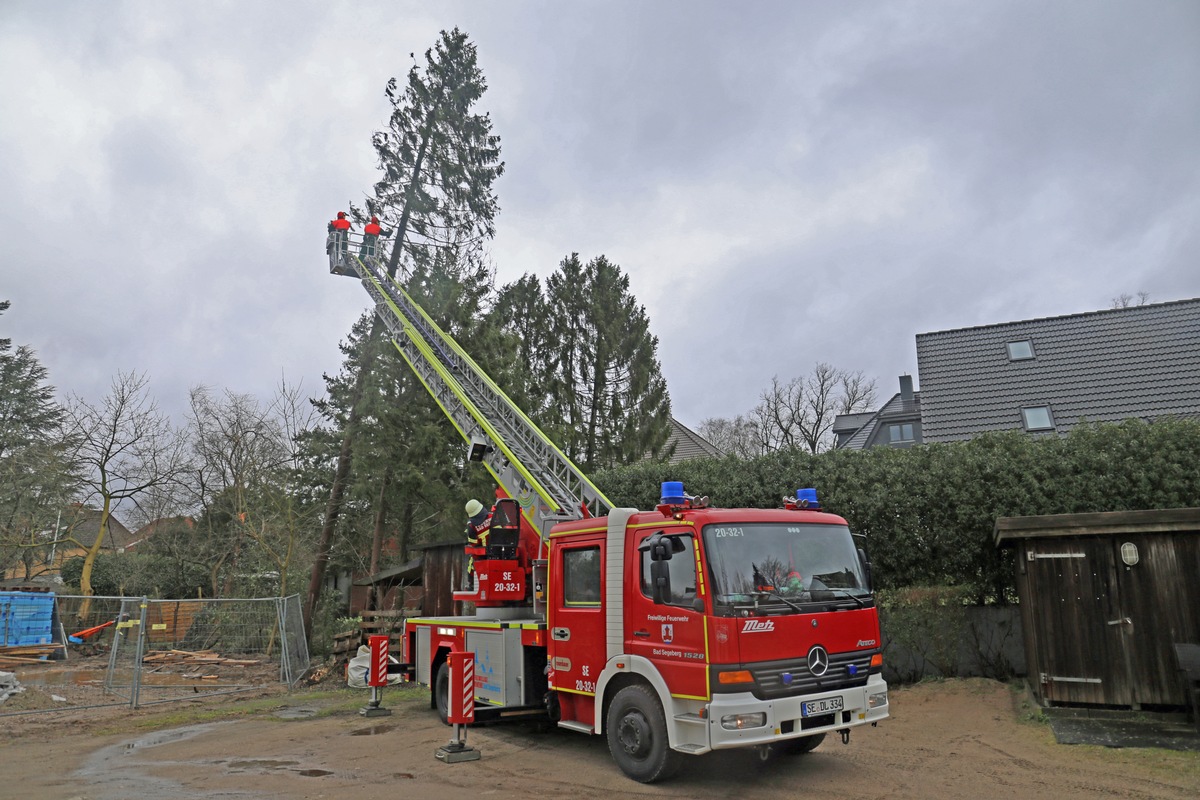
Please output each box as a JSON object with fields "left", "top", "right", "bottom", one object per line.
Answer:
{"left": 1, "top": 0, "right": 1197, "bottom": 431}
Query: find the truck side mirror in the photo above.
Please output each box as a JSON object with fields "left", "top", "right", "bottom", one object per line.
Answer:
{"left": 650, "top": 560, "right": 671, "bottom": 605}
{"left": 639, "top": 531, "right": 679, "bottom": 561}
{"left": 858, "top": 547, "right": 873, "bottom": 591}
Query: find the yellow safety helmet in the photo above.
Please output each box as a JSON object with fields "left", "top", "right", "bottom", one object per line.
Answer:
{"left": 465, "top": 499, "right": 484, "bottom": 517}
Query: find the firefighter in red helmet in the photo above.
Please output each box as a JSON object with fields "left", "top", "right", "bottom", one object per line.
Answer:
{"left": 328, "top": 211, "right": 352, "bottom": 268}
{"left": 359, "top": 214, "right": 387, "bottom": 260}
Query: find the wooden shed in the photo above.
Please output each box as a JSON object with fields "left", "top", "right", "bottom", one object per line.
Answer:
{"left": 408, "top": 538, "right": 470, "bottom": 617}
{"left": 995, "top": 508, "right": 1200, "bottom": 710}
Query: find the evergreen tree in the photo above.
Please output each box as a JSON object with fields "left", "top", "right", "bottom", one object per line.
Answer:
{"left": 535, "top": 254, "right": 673, "bottom": 471}
{"left": 0, "top": 301, "right": 76, "bottom": 578}
{"left": 487, "top": 272, "right": 546, "bottom": 418}
{"left": 306, "top": 28, "right": 503, "bottom": 633}
{"left": 368, "top": 27, "right": 504, "bottom": 275}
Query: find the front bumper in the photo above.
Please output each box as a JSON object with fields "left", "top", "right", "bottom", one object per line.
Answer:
{"left": 704, "top": 673, "right": 889, "bottom": 750}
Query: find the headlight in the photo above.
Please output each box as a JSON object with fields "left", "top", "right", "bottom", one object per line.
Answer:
{"left": 720, "top": 712, "right": 766, "bottom": 730}
{"left": 868, "top": 691, "right": 888, "bottom": 709}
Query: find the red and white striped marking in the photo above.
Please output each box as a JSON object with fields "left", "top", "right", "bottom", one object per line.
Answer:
{"left": 368, "top": 635, "right": 389, "bottom": 687}
{"left": 448, "top": 651, "right": 476, "bottom": 724}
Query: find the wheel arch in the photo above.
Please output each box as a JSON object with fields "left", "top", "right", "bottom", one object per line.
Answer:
{"left": 430, "top": 645, "right": 451, "bottom": 711}
{"left": 595, "top": 655, "right": 672, "bottom": 737}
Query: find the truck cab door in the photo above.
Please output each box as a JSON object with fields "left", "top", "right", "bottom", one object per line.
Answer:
{"left": 625, "top": 527, "right": 709, "bottom": 700}
{"left": 547, "top": 536, "right": 606, "bottom": 723}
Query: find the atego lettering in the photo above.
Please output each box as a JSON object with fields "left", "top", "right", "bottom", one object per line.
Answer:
{"left": 742, "top": 619, "right": 775, "bottom": 633}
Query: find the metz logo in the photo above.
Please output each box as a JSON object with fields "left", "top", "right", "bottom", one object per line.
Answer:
{"left": 742, "top": 619, "right": 775, "bottom": 633}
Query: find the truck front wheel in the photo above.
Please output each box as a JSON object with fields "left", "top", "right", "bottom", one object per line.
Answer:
{"left": 434, "top": 661, "right": 450, "bottom": 725}
{"left": 606, "top": 684, "right": 681, "bottom": 783}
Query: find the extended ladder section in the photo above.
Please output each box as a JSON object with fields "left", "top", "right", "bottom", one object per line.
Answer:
{"left": 334, "top": 243, "right": 613, "bottom": 539}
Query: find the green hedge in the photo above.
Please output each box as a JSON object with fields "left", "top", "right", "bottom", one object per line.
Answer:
{"left": 596, "top": 418, "right": 1200, "bottom": 601}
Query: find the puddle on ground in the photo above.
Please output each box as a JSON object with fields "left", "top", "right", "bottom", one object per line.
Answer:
{"left": 274, "top": 706, "right": 318, "bottom": 719}
{"left": 75, "top": 721, "right": 336, "bottom": 799}
{"left": 227, "top": 759, "right": 300, "bottom": 771}
{"left": 350, "top": 723, "right": 397, "bottom": 736}
{"left": 17, "top": 668, "right": 107, "bottom": 687}
{"left": 20, "top": 668, "right": 234, "bottom": 688}
{"left": 121, "top": 723, "right": 232, "bottom": 751}
{"left": 77, "top": 722, "right": 238, "bottom": 800}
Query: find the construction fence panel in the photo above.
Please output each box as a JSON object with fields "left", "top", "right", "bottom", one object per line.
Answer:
{"left": 125, "top": 595, "right": 308, "bottom": 707}
{"left": 0, "top": 594, "right": 130, "bottom": 714}
{"left": 277, "top": 594, "right": 310, "bottom": 686}
{"left": 0, "top": 594, "right": 310, "bottom": 718}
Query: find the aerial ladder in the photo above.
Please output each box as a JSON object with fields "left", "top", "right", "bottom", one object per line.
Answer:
{"left": 327, "top": 227, "right": 890, "bottom": 781}
{"left": 329, "top": 234, "right": 612, "bottom": 594}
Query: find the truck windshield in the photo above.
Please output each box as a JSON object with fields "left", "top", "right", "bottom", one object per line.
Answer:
{"left": 703, "top": 522, "right": 869, "bottom": 614}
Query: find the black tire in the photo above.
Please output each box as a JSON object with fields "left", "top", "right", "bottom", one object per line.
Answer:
{"left": 779, "top": 732, "right": 825, "bottom": 755}
{"left": 434, "top": 660, "right": 451, "bottom": 725}
{"left": 606, "top": 684, "right": 681, "bottom": 783}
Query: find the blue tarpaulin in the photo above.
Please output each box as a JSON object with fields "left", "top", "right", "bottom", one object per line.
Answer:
{"left": 0, "top": 591, "right": 55, "bottom": 647}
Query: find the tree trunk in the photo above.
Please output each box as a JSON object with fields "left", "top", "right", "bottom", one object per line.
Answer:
{"left": 368, "top": 468, "right": 392, "bottom": 611}
{"left": 77, "top": 496, "right": 112, "bottom": 620}
{"left": 303, "top": 366, "right": 365, "bottom": 641}
{"left": 303, "top": 120, "right": 435, "bottom": 644}
{"left": 384, "top": 109, "right": 435, "bottom": 279}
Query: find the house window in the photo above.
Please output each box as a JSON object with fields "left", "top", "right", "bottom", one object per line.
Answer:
{"left": 1022, "top": 406, "right": 1055, "bottom": 432}
{"left": 1007, "top": 340, "right": 1035, "bottom": 361}
{"left": 562, "top": 546, "right": 601, "bottom": 605}
{"left": 888, "top": 423, "right": 914, "bottom": 443}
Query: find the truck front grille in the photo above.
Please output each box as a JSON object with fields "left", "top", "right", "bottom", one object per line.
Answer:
{"left": 739, "top": 652, "right": 873, "bottom": 700}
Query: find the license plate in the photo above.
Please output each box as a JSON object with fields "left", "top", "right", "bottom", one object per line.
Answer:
{"left": 801, "top": 695, "right": 844, "bottom": 717}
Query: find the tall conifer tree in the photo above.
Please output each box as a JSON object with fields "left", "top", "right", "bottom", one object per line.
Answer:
{"left": 305, "top": 29, "right": 503, "bottom": 633}
{"left": 500, "top": 255, "right": 673, "bottom": 471}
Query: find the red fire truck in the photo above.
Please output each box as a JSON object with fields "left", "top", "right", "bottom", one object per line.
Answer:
{"left": 332, "top": 241, "right": 889, "bottom": 782}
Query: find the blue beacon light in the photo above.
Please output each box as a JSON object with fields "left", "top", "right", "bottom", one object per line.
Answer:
{"left": 661, "top": 481, "right": 686, "bottom": 505}
{"left": 796, "top": 488, "right": 821, "bottom": 509}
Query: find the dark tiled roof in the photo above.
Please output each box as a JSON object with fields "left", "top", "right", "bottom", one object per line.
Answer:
{"left": 57, "top": 504, "right": 135, "bottom": 549}
{"left": 663, "top": 418, "right": 724, "bottom": 463}
{"left": 832, "top": 413, "right": 874, "bottom": 436}
{"left": 126, "top": 516, "right": 194, "bottom": 551}
{"left": 915, "top": 297, "right": 1200, "bottom": 443}
{"left": 838, "top": 391, "right": 922, "bottom": 450}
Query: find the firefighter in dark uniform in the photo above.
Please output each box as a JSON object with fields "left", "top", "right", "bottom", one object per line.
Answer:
{"left": 359, "top": 215, "right": 387, "bottom": 259}
{"left": 465, "top": 498, "right": 492, "bottom": 589}
{"left": 329, "top": 211, "right": 352, "bottom": 268}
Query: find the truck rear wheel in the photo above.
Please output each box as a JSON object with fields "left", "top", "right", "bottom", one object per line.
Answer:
{"left": 434, "top": 661, "right": 450, "bottom": 725}
{"left": 606, "top": 684, "right": 681, "bottom": 783}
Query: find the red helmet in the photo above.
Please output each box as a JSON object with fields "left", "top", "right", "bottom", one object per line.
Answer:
{"left": 337, "top": 211, "right": 346, "bottom": 219}
{"left": 370, "top": 216, "right": 379, "bottom": 223}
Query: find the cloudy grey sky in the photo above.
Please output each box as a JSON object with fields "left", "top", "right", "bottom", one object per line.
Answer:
{"left": 2, "top": 0, "right": 1197, "bottom": 432}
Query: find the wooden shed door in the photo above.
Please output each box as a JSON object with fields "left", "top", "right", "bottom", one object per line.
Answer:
{"left": 1110, "top": 534, "right": 1200, "bottom": 707}
{"left": 1024, "top": 537, "right": 1133, "bottom": 706}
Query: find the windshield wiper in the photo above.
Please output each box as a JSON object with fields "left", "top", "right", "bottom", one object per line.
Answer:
{"left": 751, "top": 590, "right": 805, "bottom": 613}
{"left": 813, "top": 588, "right": 868, "bottom": 608}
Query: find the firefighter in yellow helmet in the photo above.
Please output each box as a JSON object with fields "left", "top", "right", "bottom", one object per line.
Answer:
{"left": 464, "top": 498, "right": 492, "bottom": 587}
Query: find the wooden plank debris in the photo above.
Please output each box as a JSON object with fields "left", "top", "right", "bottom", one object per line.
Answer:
{"left": 139, "top": 649, "right": 261, "bottom": 667}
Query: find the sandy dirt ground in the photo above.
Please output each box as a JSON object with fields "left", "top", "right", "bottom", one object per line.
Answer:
{"left": 1, "top": 677, "right": 1198, "bottom": 800}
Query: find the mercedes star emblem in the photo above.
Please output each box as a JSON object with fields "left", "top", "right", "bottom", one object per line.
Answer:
{"left": 807, "top": 645, "right": 829, "bottom": 676}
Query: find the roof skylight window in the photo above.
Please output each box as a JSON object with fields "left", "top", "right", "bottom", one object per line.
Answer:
{"left": 1007, "top": 340, "right": 1035, "bottom": 361}
{"left": 1021, "top": 406, "right": 1054, "bottom": 432}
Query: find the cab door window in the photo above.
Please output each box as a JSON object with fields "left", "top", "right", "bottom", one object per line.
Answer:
{"left": 639, "top": 533, "right": 697, "bottom": 606}
{"left": 563, "top": 545, "right": 601, "bottom": 606}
